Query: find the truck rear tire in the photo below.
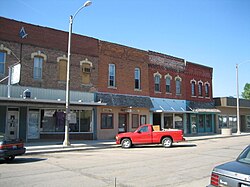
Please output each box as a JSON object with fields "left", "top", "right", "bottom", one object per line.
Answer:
{"left": 162, "top": 137, "right": 172, "bottom": 148}
{"left": 121, "top": 138, "right": 132, "bottom": 148}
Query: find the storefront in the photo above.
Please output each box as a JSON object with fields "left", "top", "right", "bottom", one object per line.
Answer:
{"left": 150, "top": 98, "right": 219, "bottom": 135}
{"left": 214, "top": 97, "right": 250, "bottom": 133}
{"left": 0, "top": 85, "right": 106, "bottom": 142}
{"left": 96, "top": 93, "right": 153, "bottom": 139}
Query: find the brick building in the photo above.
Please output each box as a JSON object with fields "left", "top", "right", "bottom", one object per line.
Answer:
{"left": 0, "top": 17, "right": 105, "bottom": 141}
{"left": 0, "top": 16, "right": 224, "bottom": 141}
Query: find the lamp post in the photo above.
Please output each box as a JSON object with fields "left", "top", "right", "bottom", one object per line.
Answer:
{"left": 63, "top": 0, "right": 92, "bottom": 146}
{"left": 236, "top": 60, "right": 250, "bottom": 135}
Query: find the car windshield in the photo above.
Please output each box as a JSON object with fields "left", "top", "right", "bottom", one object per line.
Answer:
{"left": 237, "top": 146, "right": 250, "bottom": 165}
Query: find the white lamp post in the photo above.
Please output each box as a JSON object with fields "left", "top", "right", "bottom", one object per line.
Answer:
{"left": 236, "top": 60, "right": 250, "bottom": 135}
{"left": 63, "top": 1, "right": 92, "bottom": 146}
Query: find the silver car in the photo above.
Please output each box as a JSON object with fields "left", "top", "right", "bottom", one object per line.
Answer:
{"left": 208, "top": 145, "right": 250, "bottom": 187}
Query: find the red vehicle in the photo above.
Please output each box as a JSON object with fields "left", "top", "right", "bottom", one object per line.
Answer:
{"left": 116, "top": 124, "right": 185, "bottom": 148}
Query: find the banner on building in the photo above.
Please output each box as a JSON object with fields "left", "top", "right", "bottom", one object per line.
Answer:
{"left": 10, "top": 63, "right": 21, "bottom": 85}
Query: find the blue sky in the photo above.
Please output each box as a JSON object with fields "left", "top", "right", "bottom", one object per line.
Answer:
{"left": 1, "top": 0, "right": 250, "bottom": 97}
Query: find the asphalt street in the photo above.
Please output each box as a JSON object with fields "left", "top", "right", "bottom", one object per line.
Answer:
{"left": 0, "top": 135, "right": 249, "bottom": 187}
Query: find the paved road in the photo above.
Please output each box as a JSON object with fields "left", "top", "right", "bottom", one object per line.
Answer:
{"left": 0, "top": 136, "right": 249, "bottom": 187}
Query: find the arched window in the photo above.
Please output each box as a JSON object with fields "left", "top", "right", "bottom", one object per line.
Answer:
{"left": 198, "top": 81, "right": 203, "bottom": 96}
{"left": 80, "top": 58, "right": 92, "bottom": 85}
{"left": 154, "top": 72, "right": 162, "bottom": 92}
{"left": 134, "top": 68, "right": 141, "bottom": 90}
{"left": 190, "top": 79, "right": 197, "bottom": 96}
{"left": 57, "top": 55, "right": 67, "bottom": 81}
{"left": 175, "top": 76, "right": 182, "bottom": 95}
{"left": 165, "top": 74, "right": 172, "bottom": 93}
{"left": 205, "top": 82, "right": 210, "bottom": 97}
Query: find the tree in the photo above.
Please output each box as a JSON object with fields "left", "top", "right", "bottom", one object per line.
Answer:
{"left": 242, "top": 83, "right": 250, "bottom": 99}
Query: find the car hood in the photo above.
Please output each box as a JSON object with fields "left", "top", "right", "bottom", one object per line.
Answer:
{"left": 214, "top": 161, "right": 250, "bottom": 182}
{"left": 117, "top": 132, "right": 134, "bottom": 137}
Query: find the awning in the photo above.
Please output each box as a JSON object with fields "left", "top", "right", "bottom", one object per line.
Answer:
{"left": 96, "top": 93, "right": 153, "bottom": 108}
{"left": 192, "top": 108, "right": 221, "bottom": 113}
{"left": 150, "top": 98, "right": 193, "bottom": 113}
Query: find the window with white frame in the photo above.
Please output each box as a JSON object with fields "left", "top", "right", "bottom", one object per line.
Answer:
{"left": 205, "top": 83, "right": 209, "bottom": 97}
{"left": 191, "top": 81, "right": 196, "bottom": 96}
{"left": 175, "top": 76, "right": 181, "bottom": 95}
{"left": 0, "top": 51, "right": 6, "bottom": 75}
{"left": 166, "top": 76, "right": 171, "bottom": 93}
{"left": 134, "top": 68, "right": 141, "bottom": 89}
{"left": 108, "top": 64, "right": 115, "bottom": 87}
{"left": 198, "top": 82, "right": 203, "bottom": 96}
{"left": 33, "top": 56, "right": 43, "bottom": 80}
{"left": 154, "top": 75, "right": 161, "bottom": 92}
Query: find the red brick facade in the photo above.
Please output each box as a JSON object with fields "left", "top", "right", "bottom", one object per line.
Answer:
{"left": 0, "top": 16, "right": 213, "bottom": 101}
{"left": 0, "top": 17, "right": 99, "bottom": 92}
{"left": 98, "top": 41, "right": 149, "bottom": 96}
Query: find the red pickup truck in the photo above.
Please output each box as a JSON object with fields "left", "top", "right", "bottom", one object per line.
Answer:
{"left": 116, "top": 124, "right": 185, "bottom": 148}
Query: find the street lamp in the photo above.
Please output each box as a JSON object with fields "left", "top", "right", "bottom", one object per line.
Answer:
{"left": 236, "top": 60, "right": 250, "bottom": 135}
{"left": 63, "top": 0, "right": 92, "bottom": 146}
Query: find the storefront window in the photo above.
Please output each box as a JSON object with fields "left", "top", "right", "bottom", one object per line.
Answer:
{"left": 191, "top": 115, "right": 197, "bottom": 133}
{"left": 229, "top": 116, "right": 237, "bottom": 131}
{"left": 101, "top": 113, "right": 113, "bottom": 129}
{"left": 247, "top": 116, "right": 250, "bottom": 128}
{"left": 41, "top": 109, "right": 93, "bottom": 133}
{"left": 218, "top": 115, "right": 227, "bottom": 128}
{"left": 175, "top": 114, "right": 183, "bottom": 130}
{"left": 164, "top": 114, "right": 173, "bottom": 129}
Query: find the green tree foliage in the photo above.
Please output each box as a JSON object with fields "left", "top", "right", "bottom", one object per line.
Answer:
{"left": 242, "top": 83, "right": 250, "bottom": 99}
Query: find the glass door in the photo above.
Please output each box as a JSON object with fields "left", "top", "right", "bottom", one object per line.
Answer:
{"left": 6, "top": 109, "right": 19, "bottom": 140}
{"left": 118, "top": 114, "right": 127, "bottom": 133}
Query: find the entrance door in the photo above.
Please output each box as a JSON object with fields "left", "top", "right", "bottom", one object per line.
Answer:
{"left": 28, "top": 110, "right": 40, "bottom": 139}
{"left": 6, "top": 109, "right": 19, "bottom": 140}
{"left": 205, "top": 115, "right": 212, "bottom": 132}
{"left": 118, "top": 114, "right": 127, "bottom": 133}
{"left": 198, "top": 115, "right": 205, "bottom": 133}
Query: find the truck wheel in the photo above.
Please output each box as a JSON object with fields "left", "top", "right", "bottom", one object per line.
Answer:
{"left": 162, "top": 137, "right": 172, "bottom": 148}
{"left": 4, "top": 156, "right": 15, "bottom": 161}
{"left": 121, "top": 138, "right": 132, "bottom": 148}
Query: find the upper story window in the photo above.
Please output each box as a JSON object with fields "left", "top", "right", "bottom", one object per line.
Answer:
{"left": 80, "top": 59, "right": 92, "bottom": 85}
{"left": 0, "top": 51, "right": 6, "bottom": 75}
{"left": 31, "top": 51, "right": 47, "bottom": 80}
{"left": 165, "top": 74, "right": 172, "bottom": 93}
{"left": 134, "top": 68, "right": 141, "bottom": 90}
{"left": 57, "top": 55, "right": 67, "bottom": 82}
{"left": 175, "top": 76, "right": 182, "bottom": 95}
{"left": 190, "top": 79, "right": 196, "bottom": 96}
{"left": 205, "top": 82, "right": 210, "bottom": 97}
{"left": 33, "top": 56, "right": 43, "bottom": 80}
{"left": 108, "top": 64, "right": 116, "bottom": 87}
{"left": 198, "top": 81, "right": 203, "bottom": 96}
{"left": 0, "top": 44, "right": 11, "bottom": 75}
{"left": 154, "top": 75, "right": 161, "bottom": 92}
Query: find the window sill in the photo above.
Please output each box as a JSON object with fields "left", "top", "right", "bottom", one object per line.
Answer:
{"left": 191, "top": 96, "right": 197, "bottom": 98}
{"left": 134, "top": 89, "right": 142, "bottom": 92}
{"left": 108, "top": 86, "right": 117, "bottom": 89}
{"left": 154, "top": 91, "right": 162, "bottom": 94}
{"left": 166, "top": 92, "right": 172, "bottom": 95}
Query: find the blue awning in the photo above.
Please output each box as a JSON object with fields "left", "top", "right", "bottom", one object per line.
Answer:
{"left": 150, "top": 98, "right": 192, "bottom": 113}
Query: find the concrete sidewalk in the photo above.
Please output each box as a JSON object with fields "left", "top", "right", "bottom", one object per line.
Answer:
{"left": 24, "top": 132, "right": 250, "bottom": 155}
